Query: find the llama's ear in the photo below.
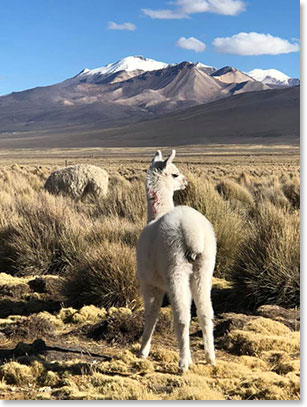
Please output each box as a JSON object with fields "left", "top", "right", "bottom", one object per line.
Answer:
{"left": 152, "top": 150, "right": 163, "bottom": 164}
{"left": 165, "top": 149, "right": 176, "bottom": 166}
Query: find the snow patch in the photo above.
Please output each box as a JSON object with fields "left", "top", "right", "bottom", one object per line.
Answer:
{"left": 78, "top": 56, "right": 169, "bottom": 77}
{"left": 195, "top": 62, "right": 215, "bottom": 69}
{"left": 247, "top": 68, "right": 294, "bottom": 86}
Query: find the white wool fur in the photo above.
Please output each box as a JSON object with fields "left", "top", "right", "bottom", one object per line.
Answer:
{"left": 136, "top": 150, "right": 216, "bottom": 371}
{"left": 44, "top": 164, "right": 109, "bottom": 200}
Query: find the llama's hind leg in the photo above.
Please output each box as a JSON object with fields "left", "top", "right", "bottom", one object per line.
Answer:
{"left": 168, "top": 269, "right": 192, "bottom": 372}
{"left": 139, "top": 285, "right": 164, "bottom": 359}
{"left": 191, "top": 270, "right": 215, "bottom": 365}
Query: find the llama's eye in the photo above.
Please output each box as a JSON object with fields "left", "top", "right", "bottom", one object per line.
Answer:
{"left": 172, "top": 174, "right": 179, "bottom": 178}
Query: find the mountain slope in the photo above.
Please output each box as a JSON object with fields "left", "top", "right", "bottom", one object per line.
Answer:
{"left": 0, "top": 86, "right": 299, "bottom": 148}
{"left": 212, "top": 66, "right": 253, "bottom": 84}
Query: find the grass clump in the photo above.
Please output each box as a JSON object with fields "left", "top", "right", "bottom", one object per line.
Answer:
{"left": 282, "top": 179, "right": 300, "bottom": 209}
{"left": 221, "top": 328, "right": 300, "bottom": 357}
{"left": 89, "top": 374, "right": 155, "bottom": 400}
{"left": 0, "top": 192, "right": 88, "bottom": 276}
{"left": 93, "top": 179, "right": 146, "bottom": 223}
{"left": 243, "top": 317, "right": 292, "bottom": 336}
{"left": 230, "top": 202, "right": 300, "bottom": 308}
{"left": 266, "top": 351, "right": 300, "bottom": 376}
{"left": 2, "top": 314, "right": 56, "bottom": 339}
{"left": 73, "top": 305, "right": 107, "bottom": 324}
{"left": 216, "top": 179, "right": 254, "bottom": 206}
{"left": 0, "top": 362, "right": 33, "bottom": 385}
{"left": 57, "top": 305, "right": 107, "bottom": 325}
{"left": 228, "top": 371, "right": 300, "bottom": 400}
{"left": 63, "top": 242, "right": 140, "bottom": 309}
{"left": 87, "top": 308, "right": 144, "bottom": 345}
{"left": 170, "top": 374, "right": 225, "bottom": 400}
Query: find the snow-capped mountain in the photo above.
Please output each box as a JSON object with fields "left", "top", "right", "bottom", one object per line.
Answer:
{"left": 73, "top": 56, "right": 170, "bottom": 85}
{"left": 247, "top": 69, "right": 300, "bottom": 88}
{"left": 0, "top": 56, "right": 299, "bottom": 147}
{"left": 78, "top": 56, "right": 169, "bottom": 77}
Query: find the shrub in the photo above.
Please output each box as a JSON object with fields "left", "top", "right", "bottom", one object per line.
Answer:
{"left": 282, "top": 179, "right": 300, "bottom": 209}
{"left": 92, "top": 179, "right": 146, "bottom": 223}
{"left": 63, "top": 241, "right": 141, "bottom": 309}
{"left": 0, "top": 191, "right": 89, "bottom": 276}
{"left": 0, "top": 362, "right": 33, "bottom": 385}
{"left": 216, "top": 179, "right": 254, "bottom": 206}
{"left": 229, "top": 203, "right": 300, "bottom": 309}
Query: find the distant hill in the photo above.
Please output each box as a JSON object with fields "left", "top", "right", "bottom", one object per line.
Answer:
{"left": 0, "top": 86, "right": 299, "bottom": 148}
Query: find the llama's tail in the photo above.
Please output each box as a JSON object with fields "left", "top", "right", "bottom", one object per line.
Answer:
{"left": 180, "top": 211, "right": 216, "bottom": 263}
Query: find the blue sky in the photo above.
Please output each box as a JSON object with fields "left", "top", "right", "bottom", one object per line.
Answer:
{"left": 0, "top": 0, "right": 300, "bottom": 95}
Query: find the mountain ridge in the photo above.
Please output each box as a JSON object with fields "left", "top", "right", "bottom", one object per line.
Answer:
{"left": 0, "top": 56, "right": 300, "bottom": 147}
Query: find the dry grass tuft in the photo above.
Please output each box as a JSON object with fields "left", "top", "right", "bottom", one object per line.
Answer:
{"left": 93, "top": 179, "right": 146, "bottom": 223}
{"left": 0, "top": 362, "right": 33, "bottom": 385}
{"left": 0, "top": 192, "right": 88, "bottom": 276}
{"left": 282, "top": 179, "right": 300, "bottom": 209}
{"left": 243, "top": 317, "right": 292, "bottom": 336}
{"left": 88, "top": 374, "right": 155, "bottom": 400}
{"left": 216, "top": 179, "right": 254, "bottom": 206}
{"left": 57, "top": 305, "right": 107, "bottom": 325}
{"left": 87, "top": 309, "right": 144, "bottom": 345}
{"left": 169, "top": 374, "right": 225, "bottom": 400}
{"left": 229, "top": 202, "right": 300, "bottom": 308}
{"left": 265, "top": 351, "right": 300, "bottom": 375}
{"left": 227, "top": 371, "right": 300, "bottom": 400}
{"left": 63, "top": 241, "right": 140, "bottom": 309}
{"left": 221, "top": 328, "right": 300, "bottom": 357}
{"left": 2, "top": 314, "right": 56, "bottom": 339}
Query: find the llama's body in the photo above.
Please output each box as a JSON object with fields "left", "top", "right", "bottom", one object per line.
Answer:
{"left": 136, "top": 150, "right": 216, "bottom": 372}
{"left": 44, "top": 164, "right": 109, "bottom": 200}
{"left": 138, "top": 205, "right": 216, "bottom": 291}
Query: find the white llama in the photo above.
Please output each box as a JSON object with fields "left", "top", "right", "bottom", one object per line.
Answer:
{"left": 44, "top": 164, "right": 108, "bottom": 200}
{"left": 136, "top": 150, "right": 217, "bottom": 372}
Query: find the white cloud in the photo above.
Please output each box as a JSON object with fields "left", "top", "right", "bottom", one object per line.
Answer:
{"left": 141, "top": 8, "right": 188, "bottom": 19}
{"left": 176, "top": 36, "right": 206, "bottom": 52}
{"left": 143, "top": 0, "right": 245, "bottom": 19}
{"left": 213, "top": 32, "right": 300, "bottom": 55}
{"left": 206, "top": 0, "right": 246, "bottom": 15}
{"left": 176, "top": 0, "right": 245, "bottom": 15}
{"left": 175, "top": 0, "right": 209, "bottom": 14}
{"left": 108, "top": 21, "right": 136, "bottom": 31}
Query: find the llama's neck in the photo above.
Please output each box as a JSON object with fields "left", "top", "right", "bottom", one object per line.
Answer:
{"left": 146, "top": 183, "right": 174, "bottom": 223}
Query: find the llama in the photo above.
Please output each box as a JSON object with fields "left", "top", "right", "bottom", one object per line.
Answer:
{"left": 44, "top": 164, "right": 109, "bottom": 200}
{"left": 136, "top": 150, "right": 217, "bottom": 372}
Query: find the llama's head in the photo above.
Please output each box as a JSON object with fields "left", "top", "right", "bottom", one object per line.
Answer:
{"left": 147, "top": 150, "right": 188, "bottom": 193}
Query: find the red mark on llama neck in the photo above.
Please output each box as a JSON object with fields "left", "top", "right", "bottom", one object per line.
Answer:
{"left": 148, "top": 189, "right": 159, "bottom": 214}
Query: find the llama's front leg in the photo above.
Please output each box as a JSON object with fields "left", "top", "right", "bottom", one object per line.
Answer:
{"left": 191, "top": 272, "right": 215, "bottom": 365}
{"left": 168, "top": 269, "right": 192, "bottom": 372}
{"left": 139, "top": 285, "right": 164, "bottom": 359}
